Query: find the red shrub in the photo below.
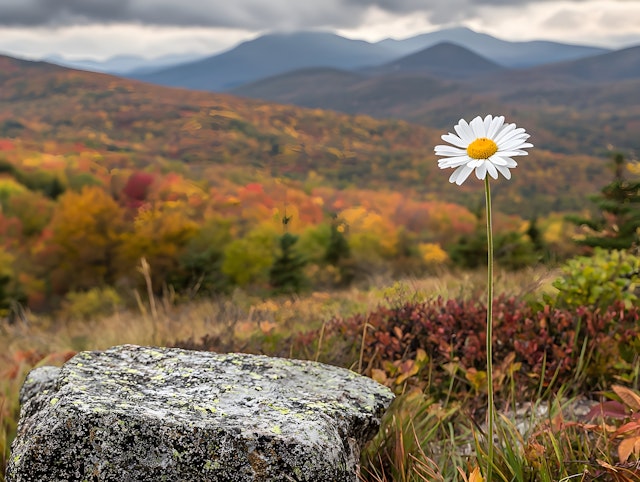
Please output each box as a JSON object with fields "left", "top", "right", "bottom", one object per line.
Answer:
{"left": 315, "top": 297, "right": 639, "bottom": 407}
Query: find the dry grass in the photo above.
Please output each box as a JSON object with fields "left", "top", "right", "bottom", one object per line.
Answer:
{"left": 0, "top": 266, "right": 557, "bottom": 480}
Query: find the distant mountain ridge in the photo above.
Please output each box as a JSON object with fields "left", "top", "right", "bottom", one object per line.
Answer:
{"left": 377, "top": 27, "right": 610, "bottom": 67}
{"left": 364, "top": 42, "right": 504, "bottom": 79}
{"left": 522, "top": 45, "right": 640, "bottom": 82}
{"left": 44, "top": 52, "right": 208, "bottom": 75}
{"left": 130, "top": 27, "right": 611, "bottom": 92}
{"left": 133, "top": 31, "right": 399, "bottom": 91}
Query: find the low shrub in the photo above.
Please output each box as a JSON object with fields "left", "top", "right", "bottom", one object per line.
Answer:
{"left": 60, "top": 287, "right": 123, "bottom": 320}
{"left": 313, "top": 296, "right": 639, "bottom": 410}
{"left": 549, "top": 248, "right": 640, "bottom": 310}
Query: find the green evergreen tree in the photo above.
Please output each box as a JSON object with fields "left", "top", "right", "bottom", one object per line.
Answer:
{"left": 0, "top": 273, "right": 12, "bottom": 313}
{"left": 324, "top": 215, "right": 355, "bottom": 286}
{"left": 526, "top": 216, "right": 543, "bottom": 251}
{"left": 449, "top": 214, "right": 538, "bottom": 270}
{"left": 567, "top": 153, "right": 640, "bottom": 250}
{"left": 269, "top": 215, "right": 307, "bottom": 294}
{"left": 526, "top": 215, "right": 553, "bottom": 263}
{"left": 0, "top": 273, "right": 27, "bottom": 322}
{"left": 172, "top": 219, "right": 233, "bottom": 295}
{"left": 448, "top": 231, "right": 487, "bottom": 269}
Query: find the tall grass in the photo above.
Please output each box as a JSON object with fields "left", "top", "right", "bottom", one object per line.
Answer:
{"left": 4, "top": 266, "right": 636, "bottom": 482}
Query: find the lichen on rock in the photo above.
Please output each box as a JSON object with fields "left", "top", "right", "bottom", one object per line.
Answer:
{"left": 8, "top": 344, "right": 394, "bottom": 481}
{"left": 18, "top": 365, "right": 60, "bottom": 406}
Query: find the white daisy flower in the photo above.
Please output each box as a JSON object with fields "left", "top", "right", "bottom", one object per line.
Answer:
{"left": 434, "top": 115, "right": 533, "bottom": 185}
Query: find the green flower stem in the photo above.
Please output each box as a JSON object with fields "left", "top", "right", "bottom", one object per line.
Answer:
{"left": 485, "top": 176, "right": 495, "bottom": 480}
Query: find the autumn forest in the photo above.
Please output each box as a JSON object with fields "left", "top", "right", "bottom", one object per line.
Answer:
{"left": 0, "top": 52, "right": 636, "bottom": 314}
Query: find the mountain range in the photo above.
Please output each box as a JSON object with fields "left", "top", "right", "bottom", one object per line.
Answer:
{"left": 44, "top": 52, "right": 208, "bottom": 76}
{"left": 128, "top": 27, "right": 611, "bottom": 92}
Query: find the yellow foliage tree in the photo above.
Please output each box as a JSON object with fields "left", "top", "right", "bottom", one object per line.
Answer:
{"left": 339, "top": 206, "right": 398, "bottom": 266}
{"left": 222, "top": 222, "right": 279, "bottom": 287}
{"left": 418, "top": 242, "right": 449, "bottom": 267}
{"left": 44, "top": 186, "right": 126, "bottom": 293}
{"left": 119, "top": 203, "right": 198, "bottom": 290}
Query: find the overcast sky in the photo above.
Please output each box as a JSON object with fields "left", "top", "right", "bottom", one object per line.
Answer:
{"left": 1, "top": 0, "right": 639, "bottom": 60}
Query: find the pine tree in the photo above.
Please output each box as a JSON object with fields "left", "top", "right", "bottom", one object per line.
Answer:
{"left": 0, "top": 273, "right": 12, "bottom": 313}
{"left": 0, "top": 273, "right": 27, "bottom": 322}
{"left": 567, "top": 153, "right": 640, "bottom": 250}
{"left": 325, "top": 216, "right": 350, "bottom": 266}
{"left": 324, "top": 215, "right": 355, "bottom": 286}
{"left": 269, "top": 215, "right": 307, "bottom": 294}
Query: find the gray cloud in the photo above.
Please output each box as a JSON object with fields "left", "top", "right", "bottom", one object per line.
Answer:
{"left": 0, "top": 0, "right": 131, "bottom": 26}
{"left": 0, "top": 0, "right": 610, "bottom": 28}
{"left": 0, "top": 0, "right": 365, "bottom": 28}
{"left": 337, "top": 0, "right": 592, "bottom": 23}
{"left": 541, "top": 9, "right": 583, "bottom": 30}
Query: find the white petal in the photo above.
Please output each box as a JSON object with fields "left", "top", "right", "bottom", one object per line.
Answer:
{"left": 440, "top": 160, "right": 470, "bottom": 169}
{"left": 476, "top": 162, "right": 487, "bottom": 180}
{"left": 454, "top": 119, "right": 475, "bottom": 143}
{"left": 495, "top": 165, "right": 512, "bottom": 180}
{"left": 435, "top": 145, "right": 467, "bottom": 156}
{"left": 455, "top": 164, "right": 475, "bottom": 185}
{"left": 500, "top": 138, "right": 532, "bottom": 151}
{"left": 486, "top": 116, "right": 504, "bottom": 139}
{"left": 439, "top": 155, "right": 471, "bottom": 167}
{"left": 448, "top": 165, "right": 465, "bottom": 183}
{"left": 504, "top": 157, "right": 518, "bottom": 168}
{"left": 500, "top": 135, "right": 530, "bottom": 146}
{"left": 470, "top": 116, "right": 486, "bottom": 138}
{"left": 486, "top": 161, "right": 499, "bottom": 179}
{"left": 496, "top": 127, "right": 526, "bottom": 144}
{"left": 488, "top": 155, "right": 508, "bottom": 166}
{"left": 448, "top": 158, "right": 473, "bottom": 168}
{"left": 483, "top": 115, "right": 493, "bottom": 135}
{"left": 469, "top": 158, "right": 484, "bottom": 168}
{"left": 509, "top": 131, "right": 530, "bottom": 138}
{"left": 441, "top": 133, "right": 468, "bottom": 148}
{"left": 497, "top": 150, "right": 531, "bottom": 157}
{"left": 493, "top": 123, "right": 517, "bottom": 144}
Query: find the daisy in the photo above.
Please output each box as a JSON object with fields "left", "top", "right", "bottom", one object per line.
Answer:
{"left": 434, "top": 115, "right": 533, "bottom": 185}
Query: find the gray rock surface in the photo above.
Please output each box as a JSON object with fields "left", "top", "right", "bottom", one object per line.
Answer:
{"left": 18, "top": 365, "right": 60, "bottom": 406}
{"left": 8, "top": 344, "right": 394, "bottom": 481}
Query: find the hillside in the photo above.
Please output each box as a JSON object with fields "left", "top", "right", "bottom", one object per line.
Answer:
{"left": 510, "top": 45, "right": 640, "bottom": 83}
{"left": 0, "top": 54, "right": 612, "bottom": 217}
{"left": 234, "top": 70, "right": 463, "bottom": 116}
{"left": 0, "top": 55, "right": 437, "bottom": 189}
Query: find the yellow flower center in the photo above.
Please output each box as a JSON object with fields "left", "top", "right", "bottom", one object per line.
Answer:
{"left": 467, "top": 137, "right": 498, "bottom": 160}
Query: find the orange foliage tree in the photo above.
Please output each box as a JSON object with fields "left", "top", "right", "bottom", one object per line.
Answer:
{"left": 39, "top": 186, "right": 127, "bottom": 293}
{"left": 118, "top": 203, "right": 199, "bottom": 291}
